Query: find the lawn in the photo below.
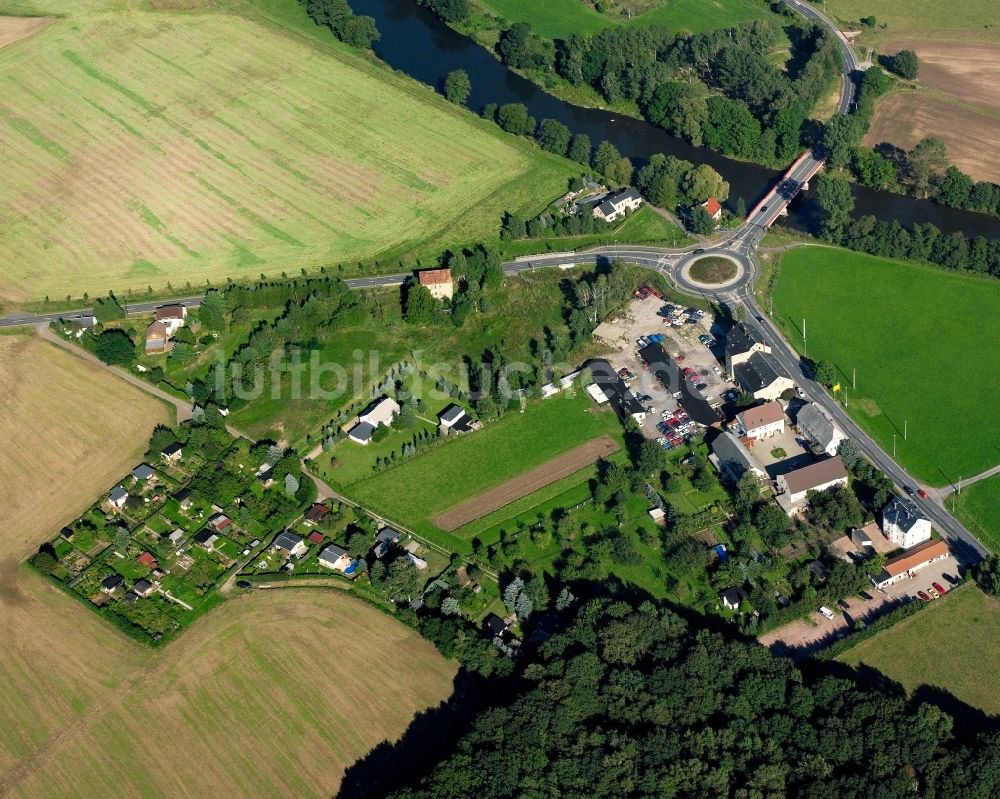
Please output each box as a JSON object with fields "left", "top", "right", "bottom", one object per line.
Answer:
{"left": 0, "top": 578, "right": 456, "bottom": 798}
{"left": 770, "top": 246, "right": 1000, "bottom": 485}
{"left": 839, "top": 584, "right": 1000, "bottom": 715}
{"left": 342, "top": 391, "right": 625, "bottom": 548}
{"left": 952, "top": 475, "right": 1000, "bottom": 553}
{"left": 477, "top": 0, "right": 773, "bottom": 38}
{"left": 0, "top": 332, "right": 171, "bottom": 564}
{"left": 688, "top": 256, "right": 738, "bottom": 284}
{"left": 0, "top": 0, "right": 575, "bottom": 303}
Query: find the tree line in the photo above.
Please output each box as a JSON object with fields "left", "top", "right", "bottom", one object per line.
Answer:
{"left": 300, "top": 0, "right": 380, "bottom": 49}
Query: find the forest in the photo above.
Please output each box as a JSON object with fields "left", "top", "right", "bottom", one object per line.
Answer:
{"left": 387, "top": 596, "right": 1000, "bottom": 799}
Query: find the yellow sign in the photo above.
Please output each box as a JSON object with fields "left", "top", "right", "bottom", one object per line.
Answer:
{"left": 832, "top": 384, "right": 841, "bottom": 392}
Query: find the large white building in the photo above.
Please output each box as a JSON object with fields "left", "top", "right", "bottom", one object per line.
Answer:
{"left": 417, "top": 268, "right": 454, "bottom": 300}
{"left": 735, "top": 401, "right": 785, "bottom": 441}
{"left": 592, "top": 188, "right": 643, "bottom": 222}
{"left": 881, "top": 496, "right": 932, "bottom": 549}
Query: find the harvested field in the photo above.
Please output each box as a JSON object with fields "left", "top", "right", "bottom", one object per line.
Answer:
{"left": 0, "top": 582, "right": 456, "bottom": 798}
{"left": 0, "top": 15, "right": 51, "bottom": 49}
{"left": 864, "top": 93, "right": 1000, "bottom": 184}
{"left": 432, "top": 436, "right": 619, "bottom": 531}
{"left": 881, "top": 41, "right": 1000, "bottom": 113}
{"left": 0, "top": 332, "right": 171, "bottom": 566}
{"left": 0, "top": 2, "right": 572, "bottom": 302}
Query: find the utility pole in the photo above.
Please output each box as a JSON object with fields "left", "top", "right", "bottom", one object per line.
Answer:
{"left": 852, "top": 367, "right": 856, "bottom": 389}
{"left": 892, "top": 434, "right": 896, "bottom": 458}
{"left": 802, "top": 317, "right": 807, "bottom": 358}
{"left": 904, "top": 419, "right": 907, "bottom": 440}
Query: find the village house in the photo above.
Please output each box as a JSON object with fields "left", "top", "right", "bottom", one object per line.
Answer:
{"left": 132, "top": 578, "right": 156, "bottom": 598}
{"left": 709, "top": 431, "right": 767, "bottom": 483}
{"left": 193, "top": 529, "right": 218, "bottom": 550}
{"left": 168, "top": 529, "right": 185, "bottom": 546}
{"left": 173, "top": 487, "right": 193, "bottom": 510}
{"left": 592, "top": 187, "right": 643, "bottom": 222}
{"left": 775, "top": 457, "right": 849, "bottom": 515}
{"left": 161, "top": 442, "right": 183, "bottom": 464}
{"left": 439, "top": 404, "right": 473, "bottom": 434}
{"left": 373, "top": 526, "right": 401, "bottom": 559}
{"left": 153, "top": 304, "right": 187, "bottom": 335}
{"left": 719, "top": 588, "right": 742, "bottom": 611}
{"left": 318, "top": 543, "right": 352, "bottom": 572}
{"left": 100, "top": 574, "right": 125, "bottom": 594}
{"left": 734, "top": 351, "right": 795, "bottom": 401}
{"left": 144, "top": 320, "right": 170, "bottom": 355}
{"left": 137, "top": 551, "right": 157, "bottom": 569}
{"left": 418, "top": 268, "right": 454, "bottom": 300}
{"left": 725, "top": 322, "right": 770, "bottom": 378}
{"left": 132, "top": 463, "right": 156, "bottom": 483}
{"left": 303, "top": 503, "right": 330, "bottom": 526}
{"left": 795, "top": 403, "right": 846, "bottom": 457}
{"left": 702, "top": 196, "right": 723, "bottom": 222}
{"left": 348, "top": 396, "right": 401, "bottom": 445}
{"left": 881, "top": 496, "right": 932, "bottom": 549}
{"left": 734, "top": 401, "right": 785, "bottom": 441}
{"left": 208, "top": 513, "right": 232, "bottom": 533}
{"left": 872, "top": 539, "right": 951, "bottom": 589}
{"left": 587, "top": 359, "right": 646, "bottom": 423}
{"left": 108, "top": 485, "right": 129, "bottom": 510}
{"left": 273, "top": 531, "right": 307, "bottom": 558}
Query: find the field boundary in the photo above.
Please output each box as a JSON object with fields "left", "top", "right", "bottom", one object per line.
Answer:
{"left": 431, "top": 436, "right": 619, "bottom": 531}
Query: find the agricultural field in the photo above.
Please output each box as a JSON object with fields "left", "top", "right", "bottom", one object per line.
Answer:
{"left": 0, "top": 332, "right": 171, "bottom": 565}
{"left": 770, "top": 246, "right": 1000, "bottom": 485}
{"left": 475, "top": 0, "right": 773, "bottom": 38}
{"left": 338, "top": 391, "right": 625, "bottom": 550}
{"left": 0, "top": 581, "right": 456, "bottom": 798}
{"left": 839, "top": 584, "right": 1000, "bottom": 715}
{"left": 953, "top": 475, "right": 1000, "bottom": 553}
{"left": 862, "top": 40, "right": 1000, "bottom": 183}
{"left": 0, "top": 0, "right": 574, "bottom": 303}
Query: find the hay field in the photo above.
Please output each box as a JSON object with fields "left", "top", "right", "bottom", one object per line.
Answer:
{"left": 825, "top": 0, "right": 1000, "bottom": 45}
{"left": 770, "top": 246, "right": 1000, "bottom": 485}
{"left": 0, "top": 332, "right": 171, "bottom": 565}
{"left": 839, "top": 585, "right": 1000, "bottom": 715}
{"left": 0, "top": 15, "right": 51, "bottom": 48}
{"left": 0, "top": 2, "right": 573, "bottom": 303}
{"left": 0, "top": 582, "right": 456, "bottom": 798}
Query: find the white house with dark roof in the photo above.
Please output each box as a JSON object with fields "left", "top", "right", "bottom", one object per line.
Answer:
{"left": 881, "top": 496, "right": 931, "bottom": 549}
{"left": 796, "top": 402, "right": 846, "bottom": 457}
{"left": 160, "top": 442, "right": 183, "bottom": 463}
{"left": 132, "top": 463, "right": 156, "bottom": 482}
{"left": 318, "top": 544, "right": 351, "bottom": 572}
{"left": 734, "top": 351, "right": 794, "bottom": 401}
{"left": 273, "top": 531, "right": 307, "bottom": 558}
{"left": 108, "top": 485, "right": 129, "bottom": 510}
{"left": 439, "top": 404, "right": 473, "bottom": 433}
{"left": 734, "top": 401, "right": 785, "bottom": 441}
{"left": 347, "top": 421, "right": 376, "bottom": 446}
{"left": 592, "top": 188, "right": 642, "bottom": 222}
{"left": 725, "top": 322, "right": 770, "bottom": 378}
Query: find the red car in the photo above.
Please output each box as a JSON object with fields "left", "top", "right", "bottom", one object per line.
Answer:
{"left": 917, "top": 591, "right": 931, "bottom": 602}
{"left": 917, "top": 489, "right": 929, "bottom": 499}
{"left": 932, "top": 582, "right": 946, "bottom": 594}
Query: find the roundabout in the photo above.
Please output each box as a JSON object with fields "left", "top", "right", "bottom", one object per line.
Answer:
{"left": 685, "top": 255, "right": 740, "bottom": 286}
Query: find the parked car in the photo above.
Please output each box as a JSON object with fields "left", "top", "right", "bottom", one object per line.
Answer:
{"left": 796, "top": 386, "right": 805, "bottom": 398}
{"left": 943, "top": 573, "right": 960, "bottom": 585}
{"left": 695, "top": 382, "right": 708, "bottom": 391}
{"left": 917, "top": 591, "right": 931, "bottom": 602}
{"left": 927, "top": 586, "right": 940, "bottom": 599}
{"left": 819, "top": 606, "right": 835, "bottom": 620}
{"left": 837, "top": 599, "right": 851, "bottom": 610}
{"left": 236, "top": 580, "right": 253, "bottom": 590}
{"left": 932, "top": 582, "right": 947, "bottom": 594}
{"left": 904, "top": 486, "right": 914, "bottom": 496}
{"left": 859, "top": 591, "right": 873, "bottom": 602}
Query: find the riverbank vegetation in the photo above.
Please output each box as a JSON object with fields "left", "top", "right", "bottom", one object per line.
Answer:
{"left": 0, "top": 0, "right": 574, "bottom": 303}
{"left": 770, "top": 245, "right": 1000, "bottom": 483}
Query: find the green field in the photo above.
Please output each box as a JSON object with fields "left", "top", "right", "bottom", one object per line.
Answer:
{"left": 477, "top": 0, "right": 772, "bottom": 38}
{"left": 824, "top": 0, "right": 1000, "bottom": 45}
{"left": 953, "top": 475, "right": 1000, "bottom": 553}
{"left": 340, "top": 391, "right": 624, "bottom": 549}
{"left": 771, "top": 246, "right": 1000, "bottom": 485}
{"left": 0, "top": 0, "right": 574, "bottom": 303}
{"left": 839, "top": 585, "right": 1000, "bottom": 715}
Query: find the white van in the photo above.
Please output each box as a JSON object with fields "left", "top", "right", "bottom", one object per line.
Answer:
{"left": 819, "top": 606, "right": 835, "bottom": 620}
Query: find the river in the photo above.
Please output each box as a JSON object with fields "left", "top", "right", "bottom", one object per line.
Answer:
{"left": 351, "top": 0, "right": 999, "bottom": 239}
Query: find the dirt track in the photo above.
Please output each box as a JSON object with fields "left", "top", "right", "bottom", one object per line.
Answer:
{"left": 431, "top": 436, "right": 619, "bottom": 531}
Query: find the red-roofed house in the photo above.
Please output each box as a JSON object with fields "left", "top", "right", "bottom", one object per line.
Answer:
{"left": 418, "top": 268, "right": 453, "bottom": 300}
{"left": 137, "top": 551, "right": 157, "bottom": 569}
{"left": 702, "top": 197, "right": 723, "bottom": 221}
{"left": 308, "top": 531, "right": 325, "bottom": 545}
{"left": 154, "top": 304, "right": 187, "bottom": 335}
